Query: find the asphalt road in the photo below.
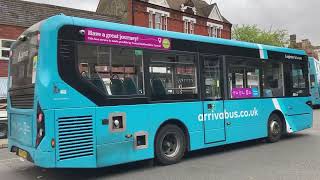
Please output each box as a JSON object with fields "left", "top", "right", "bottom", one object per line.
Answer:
{"left": 1, "top": 110, "right": 320, "bottom": 180}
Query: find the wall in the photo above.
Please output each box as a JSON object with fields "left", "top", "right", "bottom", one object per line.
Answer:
{"left": 0, "top": 24, "right": 26, "bottom": 77}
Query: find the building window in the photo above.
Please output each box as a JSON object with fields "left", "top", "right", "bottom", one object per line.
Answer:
{"left": 148, "top": 12, "right": 153, "bottom": 28}
{"left": 190, "top": 21, "right": 194, "bottom": 34}
{"left": 155, "top": 12, "right": 162, "bottom": 29}
{"left": 0, "top": 39, "right": 15, "bottom": 60}
{"left": 184, "top": 21, "right": 189, "bottom": 33}
{"left": 147, "top": 8, "right": 169, "bottom": 30}
{"left": 163, "top": 15, "right": 168, "bottom": 30}
{"left": 207, "top": 22, "right": 223, "bottom": 38}
{"left": 183, "top": 16, "right": 196, "bottom": 34}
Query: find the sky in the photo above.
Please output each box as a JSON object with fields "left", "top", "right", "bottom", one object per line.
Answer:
{"left": 24, "top": 0, "right": 320, "bottom": 45}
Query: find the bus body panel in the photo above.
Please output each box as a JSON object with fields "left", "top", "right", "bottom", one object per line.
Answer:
{"left": 203, "top": 100, "right": 226, "bottom": 143}
{"left": 9, "top": 109, "right": 34, "bottom": 147}
{"left": 38, "top": 15, "right": 96, "bottom": 110}
{"left": 8, "top": 109, "right": 56, "bottom": 168}
{"left": 224, "top": 99, "right": 265, "bottom": 144}
{"left": 8, "top": 15, "right": 313, "bottom": 168}
{"left": 54, "top": 108, "right": 97, "bottom": 168}
{"left": 95, "top": 102, "right": 202, "bottom": 167}
{"left": 273, "top": 97, "right": 312, "bottom": 132}
{"left": 309, "top": 57, "right": 320, "bottom": 106}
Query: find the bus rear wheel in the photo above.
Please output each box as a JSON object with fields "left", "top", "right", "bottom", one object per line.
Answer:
{"left": 267, "top": 114, "right": 283, "bottom": 143}
{"left": 155, "top": 124, "right": 186, "bottom": 165}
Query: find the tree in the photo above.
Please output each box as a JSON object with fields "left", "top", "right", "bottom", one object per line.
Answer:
{"left": 232, "top": 25, "right": 289, "bottom": 47}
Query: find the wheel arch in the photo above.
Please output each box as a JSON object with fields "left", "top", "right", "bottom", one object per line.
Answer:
{"left": 269, "top": 110, "right": 287, "bottom": 134}
{"left": 154, "top": 119, "right": 190, "bottom": 152}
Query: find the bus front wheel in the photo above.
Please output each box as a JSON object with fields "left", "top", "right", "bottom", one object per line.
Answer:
{"left": 267, "top": 114, "right": 283, "bottom": 143}
{"left": 155, "top": 124, "right": 186, "bottom": 165}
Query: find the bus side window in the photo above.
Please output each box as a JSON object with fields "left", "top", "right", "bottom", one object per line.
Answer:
{"left": 148, "top": 52, "right": 198, "bottom": 101}
{"left": 263, "top": 63, "right": 284, "bottom": 97}
{"left": 203, "top": 56, "right": 221, "bottom": 100}
{"left": 310, "top": 75, "right": 316, "bottom": 88}
{"left": 77, "top": 44, "right": 144, "bottom": 96}
{"left": 288, "top": 63, "right": 308, "bottom": 97}
{"left": 227, "top": 58, "right": 261, "bottom": 99}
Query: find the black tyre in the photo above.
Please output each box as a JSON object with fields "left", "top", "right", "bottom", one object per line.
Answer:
{"left": 155, "top": 124, "right": 186, "bottom": 165}
{"left": 0, "top": 123, "right": 7, "bottom": 139}
{"left": 267, "top": 114, "right": 283, "bottom": 143}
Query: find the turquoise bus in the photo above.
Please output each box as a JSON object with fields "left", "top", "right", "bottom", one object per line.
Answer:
{"left": 8, "top": 15, "right": 313, "bottom": 168}
{"left": 309, "top": 57, "right": 320, "bottom": 107}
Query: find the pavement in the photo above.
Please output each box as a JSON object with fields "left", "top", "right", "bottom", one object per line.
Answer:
{"left": 0, "top": 139, "right": 7, "bottom": 148}
{"left": 0, "top": 110, "right": 319, "bottom": 180}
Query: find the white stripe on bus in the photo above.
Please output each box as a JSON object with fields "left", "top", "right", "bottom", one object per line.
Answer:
{"left": 272, "top": 98, "right": 293, "bottom": 133}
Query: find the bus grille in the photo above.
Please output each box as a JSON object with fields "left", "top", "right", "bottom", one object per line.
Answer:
{"left": 57, "top": 116, "right": 94, "bottom": 161}
{"left": 9, "top": 86, "right": 34, "bottom": 109}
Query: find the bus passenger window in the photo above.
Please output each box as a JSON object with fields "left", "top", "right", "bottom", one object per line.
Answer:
{"left": 289, "top": 63, "right": 308, "bottom": 96}
{"left": 310, "top": 75, "right": 315, "bottom": 88}
{"left": 148, "top": 52, "right": 198, "bottom": 100}
{"left": 228, "top": 59, "right": 261, "bottom": 99}
{"left": 203, "top": 57, "right": 221, "bottom": 100}
{"left": 263, "top": 63, "right": 284, "bottom": 97}
{"left": 77, "top": 44, "right": 144, "bottom": 96}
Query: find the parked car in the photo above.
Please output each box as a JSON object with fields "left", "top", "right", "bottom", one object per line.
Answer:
{"left": 0, "top": 104, "right": 7, "bottom": 139}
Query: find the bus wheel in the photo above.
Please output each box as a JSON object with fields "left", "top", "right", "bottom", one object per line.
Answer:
{"left": 267, "top": 114, "right": 283, "bottom": 143}
{"left": 155, "top": 124, "right": 186, "bottom": 165}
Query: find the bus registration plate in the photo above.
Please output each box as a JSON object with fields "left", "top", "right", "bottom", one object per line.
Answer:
{"left": 18, "top": 149, "right": 28, "bottom": 159}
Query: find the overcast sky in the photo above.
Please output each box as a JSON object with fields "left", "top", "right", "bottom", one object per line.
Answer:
{"left": 24, "top": 0, "right": 320, "bottom": 45}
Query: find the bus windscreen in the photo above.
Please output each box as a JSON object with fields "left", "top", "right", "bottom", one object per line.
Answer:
{"left": 9, "top": 31, "right": 39, "bottom": 89}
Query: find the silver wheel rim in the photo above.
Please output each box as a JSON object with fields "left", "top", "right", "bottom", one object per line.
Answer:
{"left": 161, "top": 133, "right": 181, "bottom": 158}
{"left": 270, "top": 120, "right": 281, "bottom": 136}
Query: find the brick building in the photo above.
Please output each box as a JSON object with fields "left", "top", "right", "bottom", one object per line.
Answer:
{"left": 97, "top": 0, "right": 232, "bottom": 39}
{"left": 289, "top": 34, "right": 320, "bottom": 59}
{"left": 0, "top": 0, "right": 121, "bottom": 98}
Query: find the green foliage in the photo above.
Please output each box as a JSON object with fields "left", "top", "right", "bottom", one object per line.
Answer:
{"left": 232, "top": 25, "right": 289, "bottom": 47}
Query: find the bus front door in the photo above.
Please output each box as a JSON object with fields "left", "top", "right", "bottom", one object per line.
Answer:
{"left": 201, "top": 55, "right": 226, "bottom": 144}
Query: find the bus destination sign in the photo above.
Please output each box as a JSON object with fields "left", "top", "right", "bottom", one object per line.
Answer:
{"left": 85, "top": 28, "right": 171, "bottom": 50}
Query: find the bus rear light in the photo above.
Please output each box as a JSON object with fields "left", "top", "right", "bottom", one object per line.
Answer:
{"left": 37, "top": 33, "right": 40, "bottom": 45}
{"left": 36, "top": 138, "right": 40, "bottom": 146}
{"left": 36, "top": 104, "right": 45, "bottom": 148}
{"left": 51, "top": 139, "right": 55, "bottom": 148}
{"left": 37, "top": 112, "right": 43, "bottom": 123}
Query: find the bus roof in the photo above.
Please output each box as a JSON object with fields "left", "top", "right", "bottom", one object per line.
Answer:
{"left": 44, "top": 14, "right": 306, "bottom": 56}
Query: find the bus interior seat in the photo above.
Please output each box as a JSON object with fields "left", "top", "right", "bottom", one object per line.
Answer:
{"left": 90, "top": 78, "right": 107, "bottom": 94}
{"left": 151, "top": 78, "right": 166, "bottom": 97}
{"left": 271, "top": 88, "right": 284, "bottom": 97}
{"left": 110, "top": 78, "right": 124, "bottom": 95}
{"left": 264, "top": 89, "right": 273, "bottom": 97}
{"left": 123, "top": 77, "right": 138, "bottom": 95}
